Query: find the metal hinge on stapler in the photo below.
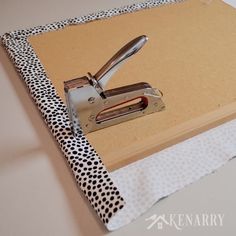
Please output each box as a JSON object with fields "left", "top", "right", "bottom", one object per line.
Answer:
{"left": 64, "top": 35, "right": 165, "bottom": 135}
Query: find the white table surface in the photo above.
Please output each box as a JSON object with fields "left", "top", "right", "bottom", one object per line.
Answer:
{"left": 0, "top": 0, "right": 235, "bottom": 235}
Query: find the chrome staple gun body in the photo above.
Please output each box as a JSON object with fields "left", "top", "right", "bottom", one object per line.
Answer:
{"left": 64, "top": 35, "right": 165, "bottom": 135}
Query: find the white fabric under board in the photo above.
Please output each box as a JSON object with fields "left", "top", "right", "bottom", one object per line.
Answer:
{"left": 108, "top": 118, "right": 236, "bottom": 230}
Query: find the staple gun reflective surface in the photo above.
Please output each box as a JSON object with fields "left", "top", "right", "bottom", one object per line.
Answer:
{"left": 64, "top": 35, "right": 165, "bottom": 135}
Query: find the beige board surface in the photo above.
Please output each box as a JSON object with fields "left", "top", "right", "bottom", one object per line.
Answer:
{"left": 28, "top": 0, "right": 236, "bottom": 170}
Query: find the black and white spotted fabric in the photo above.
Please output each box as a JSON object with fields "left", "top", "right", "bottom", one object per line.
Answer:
{"left": 1, "top": 0, "right": 180, "bottom": 229}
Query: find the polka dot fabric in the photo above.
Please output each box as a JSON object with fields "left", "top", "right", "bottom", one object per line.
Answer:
{"left": 0, "top": 0, "right": 181, "bottom": 230}
{"left": 109, "top": 119, "right": 236, "bottom": 230}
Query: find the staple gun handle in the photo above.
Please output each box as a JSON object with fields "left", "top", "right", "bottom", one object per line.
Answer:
{"left": 94, "top": 35, "right": 148, "bottom": 89}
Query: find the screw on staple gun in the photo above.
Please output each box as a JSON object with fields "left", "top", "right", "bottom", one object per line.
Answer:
{"left": 64, "top": 35, "right": 165, "bottom": 135}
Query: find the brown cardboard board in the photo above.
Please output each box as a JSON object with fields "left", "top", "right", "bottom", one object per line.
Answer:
{"left": 28, "top": 0, "right": 236, "bottom": 170}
